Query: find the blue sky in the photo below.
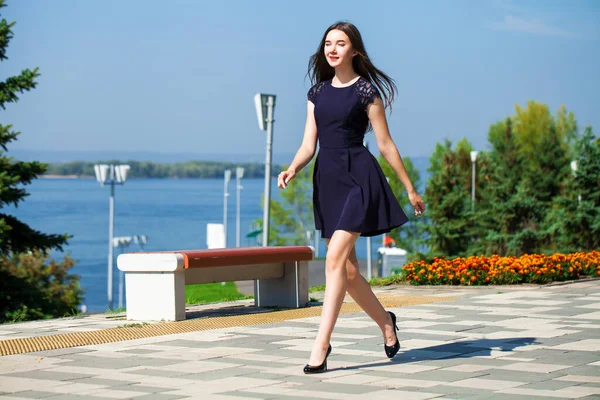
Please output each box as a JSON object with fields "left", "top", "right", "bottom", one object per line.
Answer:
{"left": 2, "top": 0, "right": 599, "bottom": 159}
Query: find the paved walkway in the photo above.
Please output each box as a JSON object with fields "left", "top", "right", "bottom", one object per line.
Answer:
{"left": 1, "top": 280, "right": 599, "bottom": 399}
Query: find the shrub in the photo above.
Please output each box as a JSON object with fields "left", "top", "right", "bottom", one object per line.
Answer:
{"left": 0, "top": 251, "right": 82, "bottom": 323}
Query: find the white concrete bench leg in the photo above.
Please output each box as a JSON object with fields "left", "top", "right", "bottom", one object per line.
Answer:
{"left": 117, "top": 253, "right": 187, "bottom": 321}
{"left": 256, "top": 261, "right": 309, "bottom": 308}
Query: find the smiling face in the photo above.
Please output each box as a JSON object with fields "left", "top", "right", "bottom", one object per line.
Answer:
{"left": 324, "top": 29, "right": 357, "bottom": 69}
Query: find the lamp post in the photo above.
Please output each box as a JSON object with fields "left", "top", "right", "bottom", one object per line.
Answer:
{"left": 223, "top": 170, "right": 232, "bottom": 248}
{"left": 364, "top": 140, "right": 372, "bottom": 279}
{"left": 571, "top": 160, "right": 581, "bottom": 204}
{"left": 113, "top": 236, "right": 132, "bottom": 309}
{"left": 254, "top": 93, "right": 276, "bottom": 247}
{"left": 236, "top": 167, "right": 244, "bottom": 247}
{"left": 94, "top": 164, "right": 130, "bottom": 310}
{"left": 470, "top": 151, "right": 478, "bottom": 211}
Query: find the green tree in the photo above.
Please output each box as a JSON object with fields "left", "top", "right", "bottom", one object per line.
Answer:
{"left": 513, "top": 102, "right": 577, "bottom": 168}
{"left": 523, "top": 123, "right": 570, "bottom": 205}
{"left": 0, "top": 1, "right": 68, "bottom": 255}
{"left": 473, "top": 119, "right": 546, "bottom": 256}
{"left": 0, "top": 0, "right": 81, "bottom": 322}
{"left": 546, "top": 127, "right": 600, "bottom": 252}
{"left": 424, "top": 138, "right": 474, "bottom": 259}
{"left": 376, "top": 155, "right": 425, "bottom": 255}
{"left": 1, "top": 251, "right": 80, "bottom": 322}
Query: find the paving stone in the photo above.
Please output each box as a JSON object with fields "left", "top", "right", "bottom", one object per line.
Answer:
{"left": 3, "top": 370, "right": 92, "bottom": 382}
{"left": 408, "top": 369, "right": 490, "bottom": 382}
{"left": 208, "top": 357, "right": 294, "bottom": 369}
{"left": 128, "top": 395, "right": 189, "bottom": 400}
{"left": 473, "top": 370, "right": 565, "bottom": 383}
{"left": 111, "top": 384, "right": 172, "bottom": 393}
{"left": 4, "top": 392, "right": 57, "bottom": 399}
{"left": 557, "top": 365, "right": 600, "bottom": 377}
{"left": 237, "top": 372, "right": 315, "bottom": 384}
{"left": 56, "top": 356, "right": 181, "bottom": 370}
{"left": 519, "top": 379, "right": 580, "bottom": 390}
{"left": 445, "top": 377, "right": 526, "bottom": 390}
{"left": 180, "top": 367, "right": 260, "bottom": 381}
{"left": 68, "top": 378, "right": 138, "bottom": 387}
{"left": 155, "top": 339, "right": 219, "bottom": 348}
{"left": 292, "top": 381, "right": 380, "bottom": 394}
{"left": 210, "top": 392, "right": 267, "bottom": 399}
{"left": 122, "top": 369, "right": 183, "bottom": 378}
{"left": 327, "top": 353, "right": 382, "bottom": 364}
{"left": 28, "top": 348, "right": 94, "bottom": 358}
{"left": 496, "top": 362, "right": 571, "bottom": 373}
{"left": 252, "top": 349, "right": 308, "bottom": 359}
{"left": 116, "top": 349, "right": 162, "bottom": 355}
{"left": 40, "top": 396, "right": 115, "bottom": 400}
{"left": 423, "top": 385, "right": 497, "bottom": 398}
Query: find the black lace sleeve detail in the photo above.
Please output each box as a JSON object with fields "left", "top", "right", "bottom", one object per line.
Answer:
{"left": 356, "top": 78, "right": 381, "bottom": 109}
{"left": 307, "top": 81, "right": 325, "bottom": 105}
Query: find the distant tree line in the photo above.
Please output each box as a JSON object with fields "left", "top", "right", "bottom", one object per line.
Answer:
{"left": 45, "top": 160, "right": 282, "bottom": 179}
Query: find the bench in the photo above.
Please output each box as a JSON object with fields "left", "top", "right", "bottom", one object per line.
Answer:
{"left": 116, "top": 246, "right": 314, "bottom": 321}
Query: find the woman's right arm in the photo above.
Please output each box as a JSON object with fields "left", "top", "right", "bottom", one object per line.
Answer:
{"left": 277, "top": 101, "right": 318, "bottom": 189}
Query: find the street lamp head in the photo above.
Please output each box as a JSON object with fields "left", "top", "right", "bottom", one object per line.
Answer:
{"left": 133, "top": 235, "right": 148, "bottom": 245}
{"left": 112, "top": 236, "right": 132, "bottom": 248}
{"left": 236, "top": 167, "right": 245, "bottom": 179}
{"left": 570, "top": 160, "right": 578, "bottom": 173}
{"left": 94, "top": 164, "right": 110, "bottom": 185}
{"left": 470, "top": 151, "right": 478, "bottom": 163}
{"left": 115, "top": 165, "right": 131, "bottom": 184}
{"left": 254, "top": 93, "right": 277, "bottom": 131}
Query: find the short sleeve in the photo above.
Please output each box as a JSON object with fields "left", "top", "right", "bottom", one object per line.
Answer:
{"left": 307, "top": 82, "right": 324, "bottom": 105}
{"left": 307, "top": 85, "right": 317, "bottom": 103}
{"left": 357, "top": 79, "right": 381, "bottom": 108}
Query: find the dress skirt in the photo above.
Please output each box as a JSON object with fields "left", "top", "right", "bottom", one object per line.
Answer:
{"left": 313, "top": 145, "right": 409, "bottom": 239}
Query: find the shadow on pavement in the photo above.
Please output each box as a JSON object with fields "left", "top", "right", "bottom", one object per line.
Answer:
{"left": 331, "top": 337, "right": 539, "bottom": 371}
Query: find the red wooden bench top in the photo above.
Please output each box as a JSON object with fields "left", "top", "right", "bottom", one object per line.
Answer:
{"left": 136, "top": 246, "right": 314, "bottom": 269}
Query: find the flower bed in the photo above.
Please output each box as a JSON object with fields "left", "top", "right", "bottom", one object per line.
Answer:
{"left": 401, "top": 251, "right": 600, "bottom": 285}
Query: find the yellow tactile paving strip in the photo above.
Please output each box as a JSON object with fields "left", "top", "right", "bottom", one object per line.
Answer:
{"left": 0, "top": 294, "right": 455, "bottom": 356}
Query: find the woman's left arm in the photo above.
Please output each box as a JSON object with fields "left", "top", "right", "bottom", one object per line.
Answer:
{"left": 368, "top": 98, "right": 425, "bottom": 214}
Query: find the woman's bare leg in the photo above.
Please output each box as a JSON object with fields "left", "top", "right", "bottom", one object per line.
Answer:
{"left": 307, "top": 230, "right": 360, "bottom": 366}
{"left": 344, "top": 246, "right": 397, "bottom": 346}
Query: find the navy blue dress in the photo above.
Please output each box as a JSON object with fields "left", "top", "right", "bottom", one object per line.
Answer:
{"left": 308, "top": 76, "right": 409, "bottom": 239}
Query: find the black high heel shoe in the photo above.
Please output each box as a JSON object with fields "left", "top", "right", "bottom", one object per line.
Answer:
{"left": 384, "top": 311, "right": 400, "bottom": 359}
{"left": 303, "top": 344, "right": 332, "bottom": 374}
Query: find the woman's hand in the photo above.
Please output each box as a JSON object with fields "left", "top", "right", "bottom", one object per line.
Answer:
{"left": 408, "top": 190, "right": 425, "bottom": 217}
{"left": 277, "top": 169, "right": 296, "bottom": 189}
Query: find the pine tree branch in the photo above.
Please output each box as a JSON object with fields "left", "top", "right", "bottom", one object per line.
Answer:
{"left": 0, "top": 68, "right": 40, "bottom": 109}
{"left": 0, "top": 214, "right": 70, "bottom": 256}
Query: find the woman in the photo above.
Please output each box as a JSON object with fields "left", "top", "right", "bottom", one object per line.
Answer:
{"left": 277, "top": 21, "right": 425, "bottom": 374}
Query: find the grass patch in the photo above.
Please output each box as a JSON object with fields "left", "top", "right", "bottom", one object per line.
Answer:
{"left": 308, "top": 275, "right": 406, "bottom": 294}
{"left": 309, "top": 284, "right": 326, "bottom": 293}
{"left": 185, "top": 282, "right": 249, "bottom": 305}
{"left": 105, "top": 307, "right": 126, "bottom": 314}
{"left": 118, "top": 322, "right": 150, "bottom": 329}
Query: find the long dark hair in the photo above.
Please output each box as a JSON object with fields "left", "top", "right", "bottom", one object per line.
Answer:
{"left": 307, "top": 21, "right": 397, "bottom": 110}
